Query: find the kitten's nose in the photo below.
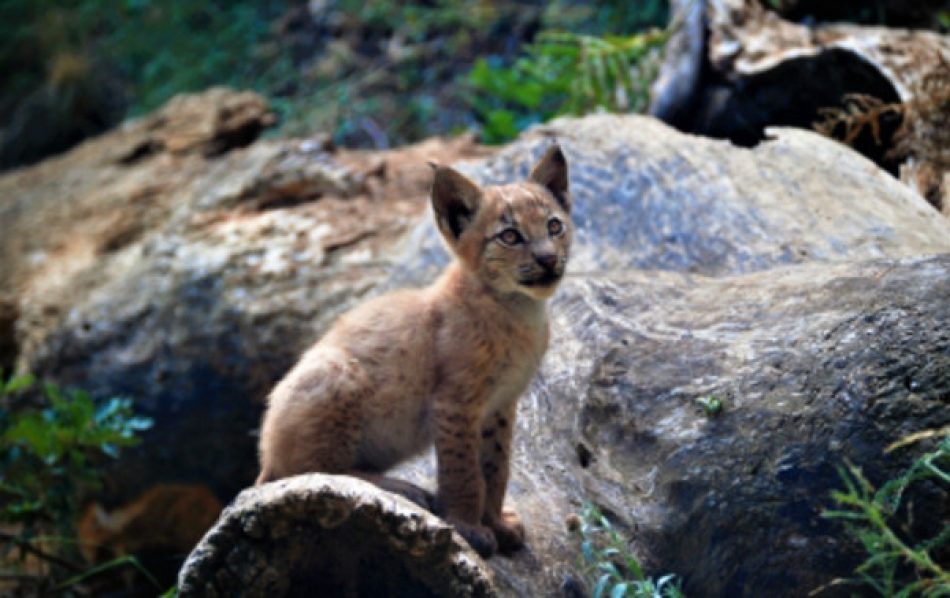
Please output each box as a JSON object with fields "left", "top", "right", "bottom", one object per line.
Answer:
{"left": 535, "top": 253, "right": 558, "bottom": 271}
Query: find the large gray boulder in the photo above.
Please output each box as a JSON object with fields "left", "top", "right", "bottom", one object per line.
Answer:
{"left": 385, "top": 115, "right": 950, "bottom": 595}
{"left": 1, "top": 89, "right": 486, "bottom": 500}
{"left": 391, "top": 115, "right": 948, "bottom": 284}
{"left": 481, "top": 254, "right": 950, "bottom": 595}
{"left": 182, "top": 252, "right": 950, "bottom": 596}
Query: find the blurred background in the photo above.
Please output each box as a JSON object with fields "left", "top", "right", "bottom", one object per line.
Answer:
{"left": 3, "top": 0, "right": 948, "bottom": 171}
{"left": 0, "top": 0, "right": 668, "bottom": 168}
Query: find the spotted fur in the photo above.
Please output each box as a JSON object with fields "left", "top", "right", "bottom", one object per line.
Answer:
{"left": 256, "top": 144, "right": 572, "bottom": 558}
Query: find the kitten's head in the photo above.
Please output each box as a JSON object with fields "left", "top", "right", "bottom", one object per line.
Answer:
{"left": 431, "top": 144, "right": 572, "bottom": 300}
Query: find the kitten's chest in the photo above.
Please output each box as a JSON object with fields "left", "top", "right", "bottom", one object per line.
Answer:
{"left": 481, "top": 314, "right": 548, "bottom": 414}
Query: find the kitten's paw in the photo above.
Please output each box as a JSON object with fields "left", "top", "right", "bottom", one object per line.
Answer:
{"left": 450, "top": 520, "right": 497, "bottom": 558}
{"left": 486, "top": 507, "right": 525, "bottom": 554}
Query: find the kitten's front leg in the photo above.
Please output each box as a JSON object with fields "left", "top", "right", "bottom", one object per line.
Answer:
{"left": 480, "top": 404, "right": 525, "bottom": 554}
{"left": 433, "top": 403, "right": 497, "bottom": 558}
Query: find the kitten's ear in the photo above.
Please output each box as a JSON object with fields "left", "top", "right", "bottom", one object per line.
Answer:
{"left": 529, "top": 143, "right": 570, "bottom": 213}
{"left": 431, "top": 166, "right": 482, "bottom": 241}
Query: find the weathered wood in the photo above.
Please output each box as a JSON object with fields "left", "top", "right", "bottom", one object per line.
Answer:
{"left": 652, "top": 0, "right": 950, "bottom": 213}
{"left": 177, "top": 475, "right": 495, "bottom": 597}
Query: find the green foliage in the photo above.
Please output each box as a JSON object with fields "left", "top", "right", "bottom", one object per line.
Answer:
{"left": 105, "top": 2, "right": 294, "bottom": 117}
{"left": 541, "top": 0, "right": 669, "bottom": 37}
{"left": 275, "top": 0, "right": 506, "bottom": 143}
{"left": 56, "top": 554, "right": 162, "bottom": 592}
{"left": 0, "top": 0, "right": 293, "bottom": 117}
{"left": 307, "top": 0, "right": 670, "bottom": 145}
{"left": 573, "top": 503, "right": 685, "bottom": 598}
{"left": 468, "top": 28, "right": 669, "bottom": 143}
{"left": 822, "top": 433, "right": 950, "bottom": 596}
{"left": 1, "top": 373, "right": 152, "bottom": 532}
{"left": 1, "top": 0, "right": 674, "bottom": 152}
{"left": 0, "top": 371, "right": 152, "bottom": 590}
{"left": 334, "top": 0, "right": 499, "bottom": 43}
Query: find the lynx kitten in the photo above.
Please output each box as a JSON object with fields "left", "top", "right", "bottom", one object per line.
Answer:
{"left": 257, "top": 144, "right": 572, "bottom": 557}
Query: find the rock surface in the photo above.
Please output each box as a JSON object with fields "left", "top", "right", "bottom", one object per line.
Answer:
{"left": 391, "top": 115, "right": 949, "bottom": 285}
{"left": 467, "top": 254, "right": 950, "bottom": 596}
{"left": 1, "top": 88, "right": 488, "bottom": 500}
{"left": 2, "top": 91, "right": 949, "bottom": 596}
{"left": 388, "top": 115, "right": 950, "bottom": 595}
{"left": 177, "top": 474, "right": 494, "bottom": 597}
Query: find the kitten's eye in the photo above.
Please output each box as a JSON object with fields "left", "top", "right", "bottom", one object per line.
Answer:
{"left": 548, "top": 218, "right": 564, "bottom": 236}
{"left": 498, "top": 228, "right": 523, "bottom": 246}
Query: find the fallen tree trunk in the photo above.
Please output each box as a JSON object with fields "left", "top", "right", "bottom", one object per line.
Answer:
{"left": 652, "top": 0, "right": 950, "bottom": 214}
{"left": 177, "top": 474, "right": 495, "bottom": 597}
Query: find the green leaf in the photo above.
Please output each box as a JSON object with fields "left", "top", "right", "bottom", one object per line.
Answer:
{"left": 5, "top": 413, "right": 62, "bottom": 460}
{"left": 127, "top": 415, "right": 154, "bottom": 431}
{"left": 57, "top": 554, "right": 162, "bottom": 591}
{"left": 581, "top": 539, "right": 595, "bottom": 564}
{"left": 696, "top": 395, "right": 722, "bottom": 416}
{"left": 610, "top": 582, "right": 628, "bottom": 598}
{"left": 820, "top": 432, "right": 950, "bottom": 595}
{"left": 592, "top": 573, "right": 611, "bottom": 598}
{"left": 4, "top": 373, "right": 35, "bottom": 394}
{"left": 623, "top": 552, "right": 645, "bottom": 581}
{"left": 597, "top": 560, "right": 621, "bottom": 580}
{"left": 42, "top": 381, "right": 63, "bottom": 403}
{"left": 483, "top": 109, "right": 518, "bottom": 144}
{"left": 1, "top": 375, "right": 150, "bottom": 532}
{"left": 509, "top": 80, "right": 545, "bottom": 109}
{"left": 468, "top": 58, "right": 495, "bottom": 89}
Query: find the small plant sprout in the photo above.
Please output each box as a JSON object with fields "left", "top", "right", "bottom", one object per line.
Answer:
{"left": 696, "top": 395, "right": 722, "bottom": 417}
{"left": 820, "top": 432, "right": 950, "bottom": 596}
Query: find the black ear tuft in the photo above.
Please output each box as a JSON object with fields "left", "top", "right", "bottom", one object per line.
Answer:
{"left": 529, "top": 143, "right": 570, "bottom": 212}
{"left": 431, "top": 166, "right": 482, "bottom": 241}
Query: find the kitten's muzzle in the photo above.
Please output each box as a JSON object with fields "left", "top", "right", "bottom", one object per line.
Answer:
{"left": 520, "top": 257, "right": 563, "bottom": 287}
